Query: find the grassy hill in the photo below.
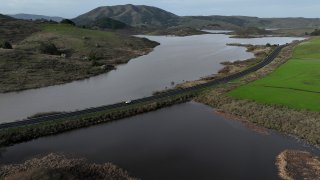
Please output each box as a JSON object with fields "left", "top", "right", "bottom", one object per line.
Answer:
{"left": 0, "top": 21, "right": 159, "bottom": 92}
{"left": 228, "top": 38, "right": 320, "bottom": 111}
{"left": 73, "top": 4, "right": 180, "bottom": 27}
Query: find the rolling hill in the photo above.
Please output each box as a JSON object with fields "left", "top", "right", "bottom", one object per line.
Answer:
{"left": 9, "top": 13, "right": 64, "bottom": 22}
{"left": 73, "top": 4, "right": 180, "bottom": 27}
{"left": 181, "top": 16, "right": 320, "bottom": 29}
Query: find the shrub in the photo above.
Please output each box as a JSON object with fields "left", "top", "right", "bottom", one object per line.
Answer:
{"left": 39, "top": 42, "right": 60, "bottom": 55}
{"left": 88, "top": 51, "right": 98, "bottom": 61}
{"left": 94, "top": 17, "right": 127, "bottom": 29}
{"left": 60, "top": 19, "right": 76, "bottom": 26}
{"left": 0, "top": 41, "right": 13, "bottom": 49}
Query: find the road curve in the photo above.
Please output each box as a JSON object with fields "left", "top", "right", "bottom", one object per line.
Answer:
{"left": 0, "top": 45, "right": 286, "bottom": 130}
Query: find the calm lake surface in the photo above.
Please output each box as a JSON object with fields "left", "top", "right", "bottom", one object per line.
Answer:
{"left": 1, "top": 102, "right": 318, "bottom": 180}
{"left": 0, "top": 34, "right": 303, "bottom": 122}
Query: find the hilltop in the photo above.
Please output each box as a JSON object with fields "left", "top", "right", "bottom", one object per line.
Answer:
{"left": 73, "top": 4, "right": 180, "bottom": 27}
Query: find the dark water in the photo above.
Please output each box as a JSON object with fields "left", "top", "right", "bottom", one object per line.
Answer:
{"left": 0, "top": 34, "right": 304, "bottom": 123}
{"left": 1, "top": 102, "right": 317, "bottom": 180}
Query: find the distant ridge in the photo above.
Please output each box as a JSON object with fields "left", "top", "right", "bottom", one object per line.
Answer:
{"left": 73, "top": 4, "right": 180, "bottom": 27}
{"left": 73, "top": 4, "right": 320, "bottom": 30}
{"left": 9, "top": 13, "right": 64, "bottom": 22}
{"left": 183, "top": 16, "right": 320, "bottom": 29}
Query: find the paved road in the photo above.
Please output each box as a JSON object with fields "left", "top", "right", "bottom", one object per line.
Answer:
{"left": 0, "top": 45, "right": 286, "bottom": 129}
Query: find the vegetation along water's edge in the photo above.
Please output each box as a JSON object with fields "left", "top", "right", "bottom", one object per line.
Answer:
{"left": 276, "top": 150, "right": 320, "bottom": 180}
{"left": 0, "top": 153, "right": 139, "bottom": 180}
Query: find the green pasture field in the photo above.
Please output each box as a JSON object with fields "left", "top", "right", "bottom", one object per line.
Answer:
{"left": 228, "top": 38, "right": 320, "bottom": 111}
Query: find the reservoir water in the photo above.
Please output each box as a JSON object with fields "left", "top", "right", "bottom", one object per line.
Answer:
{"left": 1, "top": 102, "right": 318, "bottom": 179}
{"left": 0, "top": 34, "right": 303, "bottom": 123}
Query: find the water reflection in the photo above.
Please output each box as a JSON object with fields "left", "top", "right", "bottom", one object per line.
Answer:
{"left": 1, "top": 102, "right": 318, "bottom": 179}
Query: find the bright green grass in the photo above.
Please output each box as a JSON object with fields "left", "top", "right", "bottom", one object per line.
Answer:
{"left": 228, "top": 38, "right": 320, "bottom": 111}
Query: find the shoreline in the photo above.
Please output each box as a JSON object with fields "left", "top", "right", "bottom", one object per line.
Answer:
{"left": 230, "top": 34, "right": 308, "bottom": 38}
{"left": 168, "top": 43, "right": 275, "bottom": 90}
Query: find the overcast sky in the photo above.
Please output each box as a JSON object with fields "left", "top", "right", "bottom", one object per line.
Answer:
{"left": 1, "top": 0, "right": 319, "bottom": 18}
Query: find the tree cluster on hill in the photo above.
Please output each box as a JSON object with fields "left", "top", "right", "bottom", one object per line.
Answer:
{"left": 38, "top": 42, "right": 60, "bottom": 55}
{"left": 310, "top": 29, "right": 320, "bottom": 36}
{"left": 0, "top": 40, "right": 12, "bottom": 49}
{"left": 60, "top": 19, "right": 75, "bottom": 26}
{"left": 89, "top": 17, "right": 127, "bottom": 29}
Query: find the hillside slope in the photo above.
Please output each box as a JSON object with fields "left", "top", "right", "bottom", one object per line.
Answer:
{"left": 0, "top": 14, "right": 41, "bottom": 43}
{"left": 73, "top": 4, "right": 180, "bottom": 27}
{"left": 78, "top": 16, "right": 128, "bottom": 30}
